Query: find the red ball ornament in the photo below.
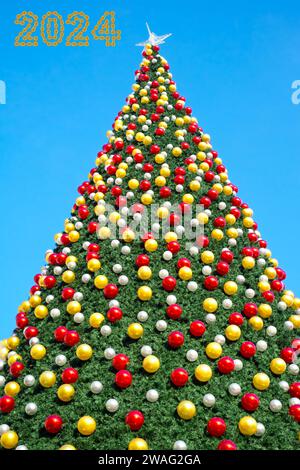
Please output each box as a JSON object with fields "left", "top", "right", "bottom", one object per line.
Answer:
{"left": 107, "top": 307, "right": 123, "bottom": 323}
{"left": 166, "top": 304, "right": 183, "bottom": 320}
{"left": 61, "top": 368, "right": 79, "bottom": 384}
{"left": 204, "top": 276, "right": 219, "bottom": 291}
{"left": 218, "top": 356, "right": 235, "bottom": 374}
{"left": 217, "top": 440, "right": 237, "bottom": 451}
{"left": 216, "top": 261, "right": 229, "bottom": 276}
{"left": 262, "top": 290, "right": 275, "bottom": 303}
{"left": 289, "top": 404, "right": 300, "bottom": 422}
{"left": 54, "top": 326, "right": 68, "bottom": 342}
{"left": 281, "top": 347, "right": 295, "bottom": 364}
{"left": 24, "top": 326, "right": 39, "bottom": 340}
{"left": 162, "top": 276, "right": 177, "bottom": 292}
{"left": 220, "top": 250, "right": 234, "bottom": 263}
{"left": 103, "top": 284, "right": 119, "bottom": 299}
{"left": 207, "top": 417, "right": 226, "bottom": 437}
{"left": 168, "top": 331, "right": 184, "bottom": 349}
{"left": 44, "top": 275, "right": 57, "bottom": 289}
{"left": 45, "top": 415, "right": 63, "bottom": 434}
{"left": 228, "top": 312, "right": 244, "bottom": 326}
{"left": 243, "top": 303, "right": 258, "bottom": 318}
{"left": 61, "top": 287, "right": 75, "bottom": 301}
{"left": 64, "top": 330, "right": 80, "bottom": 347}
{"left": 167, "top": 241, "right": 180, "bottom": 254}
{"left": 160, "top": 186, "right": 171, "bottom": 198}
{"left": 125, "top": 410, "right": 144, "bottom": 431}
{"left": 240, "top": 341, "right": 256, "bottom": 359}
{"left": 170, "top": 368, "right": 189, "bottom": 387}
{"left": 289, "top": 382, "right": 300, "bottom": 399}
{"left": 0, "top": 395, "right": 15, "bottom": 413}
{"left": 115, "top": 370, "right": 132, "bottom": 389}
{"left": 16, "top": 313, "right": 28, "bottom": 329}
{"left": 177, "top": 258, "right": 191, "bottom": 269}
{"left": 241, "top": 393, "right": 260, "bottom": 412}
{"left": 9, "top": 361, "right": 24, "bottom": 378}
{"left": 112, "top": 353, "right": 130, "bottom": 371}
{"left": 190, "top": 320, "right": 206, "bottom": 337}
{"left": 135, "top": 254, "right": 150, "bottom": 267}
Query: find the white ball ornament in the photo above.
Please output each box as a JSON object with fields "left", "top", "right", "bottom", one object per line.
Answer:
{"left": 279, "top": 381, "right": 289, "bottom": 392}
{"left": 228, "top": 383, "right": 241, "bottom": 396}
{"left": 173, "top": 440, "right": 187, "bottom": 450}
{"left": 166, "top": 295, "right": 177, "bottom": 305}
{"left": 25, "top": 402, "right": 38, "bottom": 416}
{"left": 141, "top": 345, "right": 152, "bottom": 357}
{"left": 74, "top": 312, "right": 84, "bottom": 324}
{"left": 111, "top": 239, "right": 120, "bottom": 249}
{"left": 0, "top": 424, "right": 10, "bottom": 436}
{"left": 218, "top": 202, "right": 226, "bottom": 210}
{"left": 289, "top": 397, "right": 300, "bottom": 406}
{"left": 163, "top": 250, "right": 173, "bottom": 261}
{"left": 23, "top": 375, "right": 35, "bottom": 387}
{"left": 189, "top": 246, "right": 199, "bottom": 256}
{"left": 137, "top": 311, "right": 149, "bottom": 322}
{"left": 73, "top": 292, "right": 83, "bottom": 302}
{"left": 222, "top": 299, "right": 232, "bottom": 309}
{"left": 228, "top": 239, "right": 237, "bottom": 247}
{"left": 113, "top": 264, "right": 123, "bottom": 273}
{"left": 206, "top": 313, "right": 216, "bottom": 325}
{"left": 146, "top": 389, "right": 159, "bottom": 402}
{"left": 256, "top": 340, "right": 268, "bottom": 352}
{"left": 82, "top": 274, "right": 91, "bottom": 283}
{"left": 0, "top": 360, "right": 4, "bottom": 371}
{"left": 118, "top": 275, "right": 129, "bottom": 286}
{"left": 55, "top": 354, "right": 67, "bottom": 367}
{"left": 53, "top": 266, "right": 62, "bottom": 275}
{"left": 236, "top": 275, "right": 245, "bottom": 284}
{"left": 156, "top": 320, "right": 167, "bottom": 332}
{"left": 234, "top": 359, "right": 243, "bottom": 371}
{"left": 104, "top": 348, "right": 116, "bottom": 360}
{"left": 255, "top": 423, "right": 265, "bottom": 437}
{"left": 277, "top": 301, "right": 287, "bottom": 311}
{"left": 90, "top": 381, "right": 103, "bottom": 394}
{"left": 266, "top": 326, "right": 277, "bottom": 337}
{"left": 269, "top": 399, "right": 282, "bottom": 412}
{"left": 50, "top": 308, "right": 61, "bottom": 319}
{"left": 257, "top": 258, "right": 266, "bottom": 267}
{"left": 0, "top": 376, "right": 5, "bottom": 387}
{"left": 245, "top": 289, "right": 255, "bottom": 299}
{"left": 159, "top": 269, "right": 169, "bottom": 279}
{"left": 214, "top": 334, "right": 225, "bottom": 345}
{"left": 186, "top": 349, "right": 198, "bottom": 362}
{"left": 46, "top": 295, "right": 54, "bottom": 303}
{"left": 121, "top": 246, "right": 131, "bottom": 255}
{"left": 109, "top": 300, "right": 119, "bottom": 308}
{"left": 101, "top": 325, "right": 112, "bottom": 337}
{"left": 203, "top": 393, "right": 216, "bottom": 407}
{"left": 288, "top": 364, "right": 299, "bottom": 375}
{"left": 106, "top": 399, "right": 119, "bottom": 413}
{"left": 16, "top": 445, "right": 28, "bottom": 450}
{"left": 202, "top": 266, "right": 212, "bottom": 276}
{"left": 284, "top": 321, "right": 294, "bottom": 331}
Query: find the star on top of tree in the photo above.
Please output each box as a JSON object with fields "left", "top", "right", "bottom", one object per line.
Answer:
{"left": 136, "top": 23, "right": 172, "bottom": 47}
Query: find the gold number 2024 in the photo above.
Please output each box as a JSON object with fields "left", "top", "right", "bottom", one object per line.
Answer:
{"left": 15, "top": 11, "right": 121, "bottom": 47}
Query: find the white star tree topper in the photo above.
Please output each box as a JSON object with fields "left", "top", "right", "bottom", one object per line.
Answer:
{"left": 136, "top": 23, "right": 172, "bottom": 47}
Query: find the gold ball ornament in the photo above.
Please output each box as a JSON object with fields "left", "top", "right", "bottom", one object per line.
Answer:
{"left": 223, "top": 281, "right": 238, "bottom": 295}
{"left": 205, "top": 342, "right": 222, "bottom": 359}
{"left": 127, "top": 323, "right": 144, "bottom": 339}
{"left": 34, "top": 305, "right": 48, "bottom": 319}
{"left": 30, "top": 344, "right": 46, "bottom": 360}
{"left": 76, "top": 344, "right": 93, "bottom": 361}
{"left": 4, "top": 381, "right": 20, "bottom": 397}
{"left": 203, "top": 297, "right": 218, "bottom": 313}
{"left": 144, "top": 239, "right": 158, "bottom": 252}
{"left": 7, "top": 336, "right": 20, "bottom": 350}
{"left": 57, "top": 384, "right": 75, "bottom": 402}
{"left": 128, "top": 438, "right": 149, "bottom": 450}
{"left": 137, "top": 286, "right": 152, "bottom": 301}
{"left": 242, "top": 256, "right": 255, "bottom": 269}
{"left": 270, "top": 358, "right": 286, "bottom": 375}
{"left": 89, "top": 312, "right": 104, "bottom": 328}
{"left": 177, "top": 400, "right": 196, "bottom": 420}
{"left": 39, "top": 371, "right": 56, "bottom": 388}
{"left": 59, "top": 444, "right": 76, "bottom": 450}
{"left": 195, "top": 364, "right": 212, "bottom": 382}
{"left": 77, "top": 416, "right": 96, "bottom": 436}
{"left": 0, "top": 431, "right": 19, "bottom": 449}
{"left": 225, "top": 325, "right": 241, "bottom": 341}
{"left": 137, "top": 266, "right": 152, "bottom": 280}
{"left": 94, "top": 275, "right": 108, "bottom": 289}
{"left": 143, "top": 355, "right": 160, "bottom": 373}
{"left": 238, "top": 416, "right": 257, "bottom": 436}
{"left": 67, "top": 301, "right": 81, "bottom": 315}
{"left": 178, "top": 267, "right": 193, "bottom": 281}
{"left": 253, "top": 372, "right": 270, "bottom": 390}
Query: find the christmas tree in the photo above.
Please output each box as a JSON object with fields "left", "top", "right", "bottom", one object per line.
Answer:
{"left": 1, "top": 31, "right": 300, "bottom": 451}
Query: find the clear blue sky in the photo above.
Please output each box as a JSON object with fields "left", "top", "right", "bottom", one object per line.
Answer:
{"left": 0, "top": 1, "right": 300, "bottom": 337}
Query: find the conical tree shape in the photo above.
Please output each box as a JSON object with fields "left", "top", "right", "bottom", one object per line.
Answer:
{"left": 1, "top": 44, "right": 300, "bottom": 451}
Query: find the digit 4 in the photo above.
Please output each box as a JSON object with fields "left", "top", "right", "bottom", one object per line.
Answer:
{"left": 91, "top": 11, "right": 121, "bottom": 47}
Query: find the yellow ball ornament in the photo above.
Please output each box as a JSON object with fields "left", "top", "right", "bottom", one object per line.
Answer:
{"left": 143, "top": 355, "right": 160, "bottom": 373}
{"left": 225, "top": 325, "right": 241, "bottom": 341}
{"left": 30, "top": 344, "right": 46, "bottom": 360}
{"left": 203, "top": 298, "right": 218, "bottom": 313}
{"left": 238, "top": 416, "right": 257, "bottom": 436}
{"left": 4, "top": 381, "right": 20, "bottom": 397}
{"left": 195, "top": 364, "right": 212, "bottom": 382}
{"left": 89, "top": 312, "right": 104, "bottom": 328}
{"left": 144, "top": 239, "right": 158, "bottom": 252}
{"left": 270, "top": 358, "right": 286, "bottom": 375}
{"left": 34, "top": 305, "right": 48, "bottom": 319}
{"left": 205, "top": 342, "right": 222, "bottom": 359}
{"left": 77, "top": 416, "right": 96, "bottom": 436}
{"left": 242, "top": 256, "right": 255, "bottom": 269}
{"left": 62, "top": 270, "right": 75, "bottom": 283}
{"left": 0, "top": 431, "right": 19, "bottom": 449}
{"left": 249, "top": 316, "right": 264, "bottom": 331}
{"left": 178, "top": 267, "right": 192, "bottom": 281}
{"left": 87, "top": 259, "right": 101, "bottom": 272}
{"left": 128, "top": 438, "right": 149, "bottom": 450}
{"left": 137, "top": 266, "right": 152, "bottom": 280}
{"left": 223, "top": 281, "right": 238, "bottom": 295}
{"left": 137, "top": 286, "right": 152, "bottom": 301}
{"left": 76, "top": 344, "right": 93, "bottom": 361}
{"left": 253, "top": 372, "right": 270, "bottom": 390}
{"left": 127, "top": 323, "right": 144, "bottom": 340}
{"left": 39, "top": 371, "right": 56, "bottom": 388}
{"left": 7, "top": 336, "right": 20, "bottom": 350}
{"left": 67, "top": 301, "right": 81, "bottom": 315}
{"left": 201, "top": 250, "right": 214, "bottom": 264}
{"left": 59, "top": 444, "right": 76, "bottom": 450}
{"left": 177, "top": 400, "right": 196, "bottom": 420}
{"left": 57, "top": 384, "right": 75, "bottom": 402}
{"left": 94, "top": 275, "right": 108, "bottom": 289}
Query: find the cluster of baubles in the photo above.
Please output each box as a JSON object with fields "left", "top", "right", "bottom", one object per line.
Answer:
{"left": 1, "top": 43, "right": 300, "bottom": 451}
